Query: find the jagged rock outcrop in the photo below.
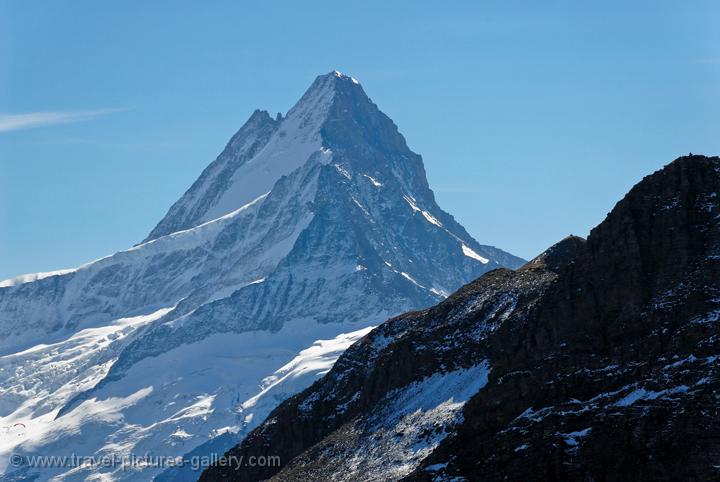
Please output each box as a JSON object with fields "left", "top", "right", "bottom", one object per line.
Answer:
{"left": 202, "top": 155, "right": 720, "bottom": 481}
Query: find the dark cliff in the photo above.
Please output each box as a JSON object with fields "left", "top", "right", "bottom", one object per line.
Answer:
{"left": 201, "top": 155, "right": 720, "bottom": 481}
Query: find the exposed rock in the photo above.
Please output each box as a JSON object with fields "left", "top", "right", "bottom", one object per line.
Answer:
{"left": 201, "top": 155, "right": 720, "bottom": 481}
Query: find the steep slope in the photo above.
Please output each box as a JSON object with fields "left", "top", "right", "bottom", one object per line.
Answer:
{"left": 0, "top": 71, "right": 523, "bottom": 481}
{"left": 144, "top": 109, "right": 281, "bottom": 241}
{"left": 144, "top": 72, "right": 340, "bottom": 242}
{"left": 202, "top": 155, "right": 720, "bottom": 481}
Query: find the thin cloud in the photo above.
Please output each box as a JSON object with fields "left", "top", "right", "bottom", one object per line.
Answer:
{"left": 42, "top": 137, "right": 188, "bottom": 150}
{"left": 0, "top": 108, "right": 129, "bottom": 133}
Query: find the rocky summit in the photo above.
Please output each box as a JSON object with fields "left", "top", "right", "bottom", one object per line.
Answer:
{"left": 201, "top": 155, "right": 720, "bottom": 481}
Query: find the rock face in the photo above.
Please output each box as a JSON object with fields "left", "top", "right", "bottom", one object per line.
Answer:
{"left": 0, "top": 71, "right": 523, "bottom": 481}
{"left": 201, "top": 155, "right": 720, "bottom": 481}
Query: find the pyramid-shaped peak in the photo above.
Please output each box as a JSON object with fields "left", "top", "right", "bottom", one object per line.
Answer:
{"left": 294, "top": 70, "right": 364, "bottom": 106}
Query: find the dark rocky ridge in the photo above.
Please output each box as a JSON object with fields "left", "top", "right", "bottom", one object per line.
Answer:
{"left": 423, "top": 154, "right": 720, "bottom": 481}
{"left": 200, "top": 155, "right": 720, "bottom": 481}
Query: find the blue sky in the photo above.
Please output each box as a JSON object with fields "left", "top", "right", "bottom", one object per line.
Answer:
{"left": 1, "top": 1, "right": 719, "bottom": 279}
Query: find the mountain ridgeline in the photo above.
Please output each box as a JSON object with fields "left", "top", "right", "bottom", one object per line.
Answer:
{"left": 201, "top": 155, "right": 720, "bottom": 481}
{"left": 0, "top": 71, "right": 523, "bottom": 482}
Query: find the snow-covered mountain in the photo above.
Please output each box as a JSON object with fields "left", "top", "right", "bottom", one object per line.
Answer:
{"left": 0, "top": 71, "right": 523, "bottom": 481}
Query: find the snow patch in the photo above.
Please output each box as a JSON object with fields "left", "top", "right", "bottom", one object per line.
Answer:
{"left": 559, "top": 427, "right": 591, "bottom": 446}
{"left": 402, "top": 195, "right": 442, "bottom": 227}
{"left": 363, "top": 174, "right": 382, "bottom": 187}
{"left": 400, "top": 272, "right": 426, "bottom": 290}
{"left": 352, "top": 197, "right": 370, "bottom": 216}
{"left": 462, "top": 244, "right": 489, "bottom": 264}
{"left": 326, "top": 363, "right": 491, "bottom": 481}
{"left": 421, "top": 211, "right": 443, "bottom": 227}
{"left": 334, "top": 163, "right": 352, "bottom": 180}
{"left": 614, "top": 385, "right": 690, "bottom": 407}
{"left": 430, "top": 288, "right": 450, "bottom": 298}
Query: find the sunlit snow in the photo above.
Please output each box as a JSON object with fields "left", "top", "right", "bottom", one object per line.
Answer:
{"left": 462, "top": 244, "right": 489, "bottom": 264}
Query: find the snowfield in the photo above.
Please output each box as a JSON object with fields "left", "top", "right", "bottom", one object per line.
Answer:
{"left": 0, "top": 319, "right": 375, "bottom": 481}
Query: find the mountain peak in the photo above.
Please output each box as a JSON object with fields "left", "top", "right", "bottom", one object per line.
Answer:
{"left": 330, "top": 69, "right": 361, "bottom": 84}
{"left": 143, "top": 71, "right": 378, "bottom": 241}
{"left": 289, "top": 70, "right": 366, "bottom": 115}
{"left": 589, "top": 153, "right": 720, "bottom": 248}
{"left": 0, "top": 70, "right": 528, "bottom": 482}
{"left": 143, "top": 70, "right": 518, "bottom": 274}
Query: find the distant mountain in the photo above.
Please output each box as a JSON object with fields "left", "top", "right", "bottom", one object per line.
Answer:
{"left": 202, "top": 155, "right": 720, "bottom": 482}
{"left": 0, "top": 71, "right": 523, "bottom": 481}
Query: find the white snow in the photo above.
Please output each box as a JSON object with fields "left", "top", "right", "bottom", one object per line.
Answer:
{"left": 241, "top": 326, "right": 374, "bottom": 412}
{"left": 400, "top": 272, "right": 427, "bottom": 290}
{"left": 560, "top": 427, "right": 592, "bottom": 446}
{"left": 0, "top": 320, "right": 378, "bottom": 480}
{"left": 0, "top": 268, "right": 77, "bottom": 288}
{"left": 421, "top": 210, "right": 443, "bottom": 227}
{"left": 691, "top": 309, "right": 720, "bottom": 324}
{"left": 363, "top": 174, "right": 382, "bottom": 187}
{"left": 430, "top": 288, "right": 449, "bottom": 298}
{"left": 462, "top": 244, "right": 489, "bottom": 264}
{"left": 352, "top": 197, "right": 370, "bottom": 216}
{"left": 333, "top": 70, "right": 360, "bottom": 84}
{"left": 192, "top": 73, "right": 337, "bottom": 225}
{"left": 0, "top": 306, "right": 175, "bottom": 471}
{"left": 403, "top": 195, "right": 443, "bottom": 227}
{"left": 322, "top": 362, "right": 491, "bottom": 481}
{"left": 0, "top": 151, "right": 331, "bottom": 480}
{"left": 334, "top": 163, "right": 352, "bottom": 180}
{"left": 0, "top": 70, "right": 505, "bottom": 482}
{"left": 614, "top": 385, "right": 690, "bottom": 407}
{"left": 1, "top": 192, "right": 267, "bottom": 292}
{"left": 424, "top": 462, "right": 448, "bottom": 472}
{"left": 0, "top": 158, "right": 321, "bottom": 355}
{"left": 403, "top": 195, "right": 421, "bottom": 212}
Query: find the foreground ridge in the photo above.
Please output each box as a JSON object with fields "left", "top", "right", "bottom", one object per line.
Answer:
{"left": 201, "top": 155, "right": 720, "bottom": 481}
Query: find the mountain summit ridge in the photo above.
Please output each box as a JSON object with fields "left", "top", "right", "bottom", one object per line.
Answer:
{"left": 0, "top": 72, "right": 523, "bottom": 482}
{"left": 144, "top": 70, "right": 406, "bottom": 242}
